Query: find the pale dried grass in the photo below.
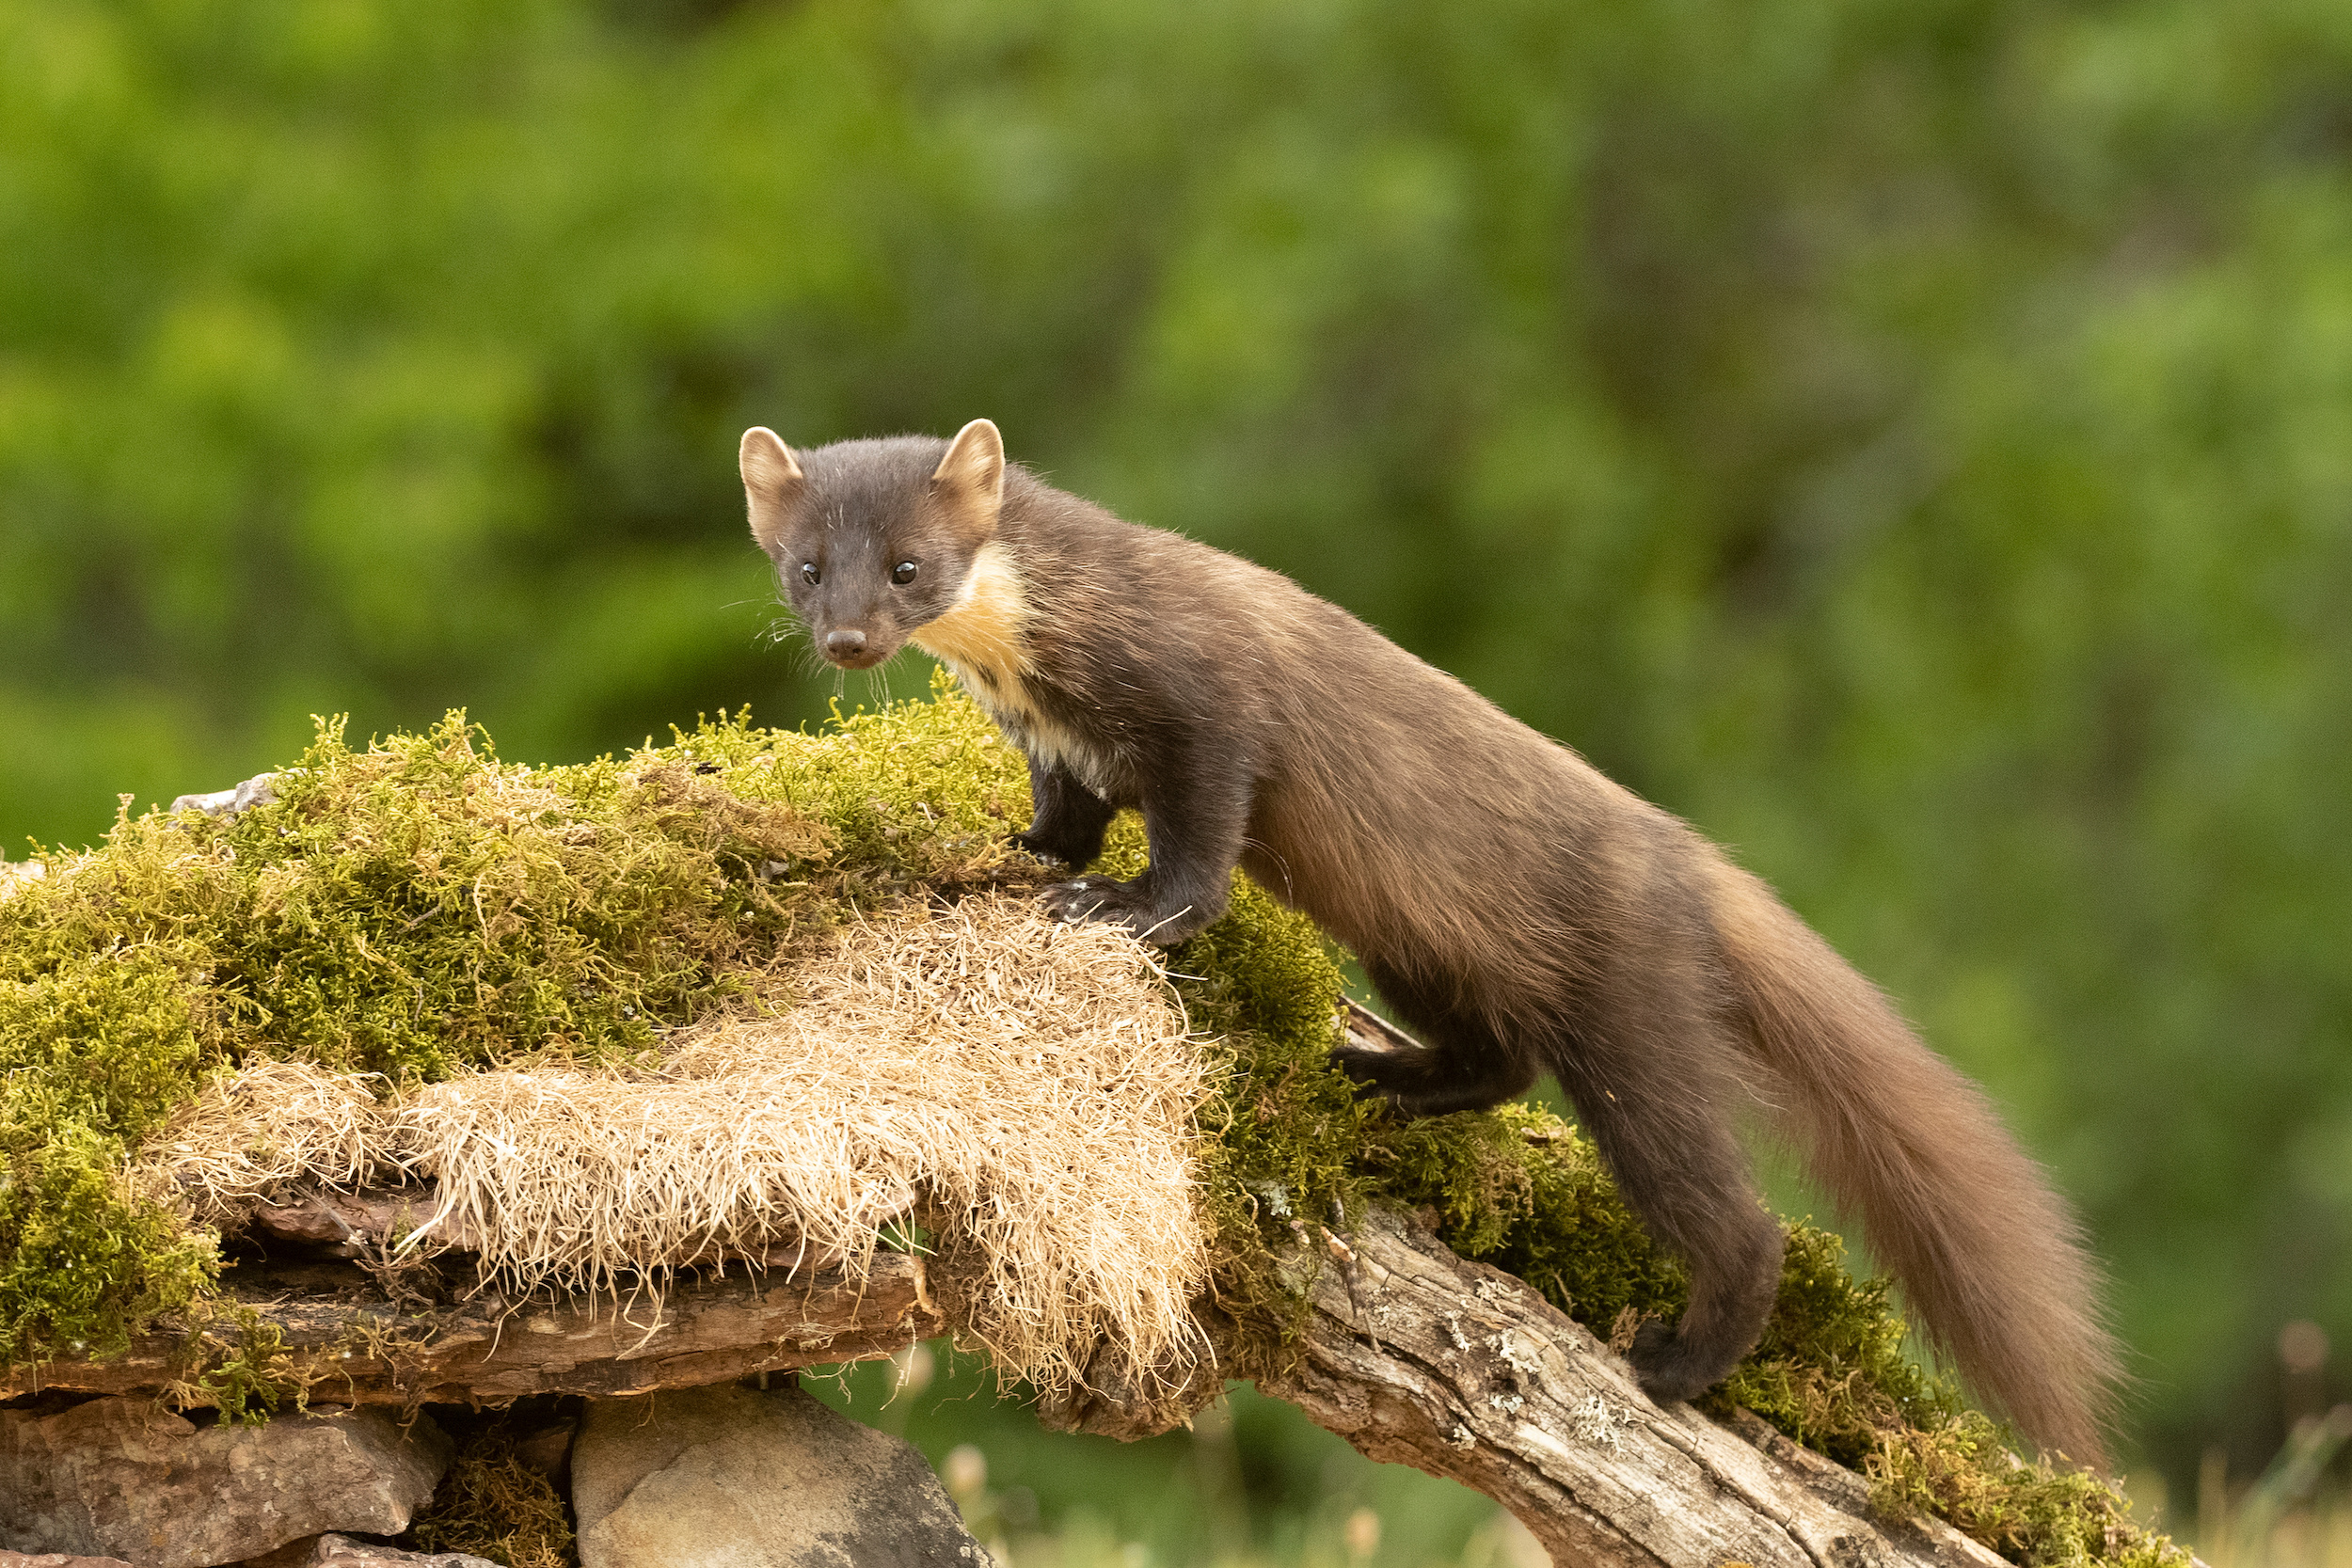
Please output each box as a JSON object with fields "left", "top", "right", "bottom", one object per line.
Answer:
{"left": 140, "top": 1058, "right": 390, "bottom": 1225}
{"left": 137, "top": 894, "right": 1216, "bottom": 1394}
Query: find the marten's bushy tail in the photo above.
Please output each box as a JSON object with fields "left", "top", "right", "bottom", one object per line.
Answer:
{"left": 1708, "top": 863, "right": 2118, "bottom": 1465}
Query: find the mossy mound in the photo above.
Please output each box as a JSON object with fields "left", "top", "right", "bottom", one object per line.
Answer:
{"left": 0, "top": 676, "right": 2179, "bottom": 1566}
{"left": 402, "top": 1415, "right": 576, "bottom": 1568}
{"left": 1, "top": 675, "right": 1029, "bottom": 1367}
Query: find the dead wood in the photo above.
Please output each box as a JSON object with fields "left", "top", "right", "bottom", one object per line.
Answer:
{"left": 10, "top": 999, "right": 2006, "bottom": 1565}
{"left": 1254, "top": 1204, "right": 2006, "bottom": 1568}
{"left": 2, "top": 1251, "right": 944, "bottom": 1409}
{"left": 7, "top": 1212, "right": 2006, "bottom": 1568}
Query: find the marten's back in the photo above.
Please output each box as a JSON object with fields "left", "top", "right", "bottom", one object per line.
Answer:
{"left": 1000, "top": 475, "right": 1677, "bottom": 990}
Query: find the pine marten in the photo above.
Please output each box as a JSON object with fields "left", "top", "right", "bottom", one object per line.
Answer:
{"left": 739, "top": 418, "right": 2117, "bottom": 1463}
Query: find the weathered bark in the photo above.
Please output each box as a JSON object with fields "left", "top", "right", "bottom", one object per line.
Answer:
{"left": 2, "top": 1252, "right": 944, "bottom": 1408}
{"left": 1257, "top": 1205, "right": 2006, "bottom": 1568}
{"left": 2, "top": 998, "right": 2014, "bottom": 1567}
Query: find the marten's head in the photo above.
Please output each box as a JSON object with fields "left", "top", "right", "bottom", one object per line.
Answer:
{"left": 740, "top": 420, "right": 1007, "bottom": 671}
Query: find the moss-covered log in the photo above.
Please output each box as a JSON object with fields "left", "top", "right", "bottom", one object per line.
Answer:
{"left": 0, "top": 689, "right": 2191, "bottom": 1567}
{"left": 4, "top": 1207, "right": 2010, "bottom": 1568}
{"left": 0, "top": 1251, "right": 942, "bottom": 1409}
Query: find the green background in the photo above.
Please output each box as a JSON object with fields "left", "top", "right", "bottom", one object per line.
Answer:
{"left": 5, "top": 0, "right": 2348, "bottom": 1544}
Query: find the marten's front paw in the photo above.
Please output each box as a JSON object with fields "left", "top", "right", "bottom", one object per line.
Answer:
{"left": 1011, "top": 828, "right": 1095, "bottom": 868}
{"left": 1040, "top": 876, "right": 1197, "bottom": 943}
{"left": 1010, "top": 831, "right": 1066, "bottom": 866}
{"left": 1041, "top": 874, "right": 1149, "bottom": 925}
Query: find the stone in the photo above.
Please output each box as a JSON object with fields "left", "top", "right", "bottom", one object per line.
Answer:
{"left": 0, "top": 1551, "right": 138, "bottom": 1567}
{"left": 0, "top": 1401, "right": 451, "bottom": 1568}
{"left": 574, "top": 1383, "right": 987, "bottom": 1568}
{"left": 508, "top": 1418, "right": 576, "bottom": 1488}
{"left": 168, "top": 773, "right": 278, "bottom": 818}
{"left": 230, "top": 1537, "right": 498, "bottom": 1568}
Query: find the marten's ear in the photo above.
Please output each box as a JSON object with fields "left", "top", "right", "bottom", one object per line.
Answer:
{"left": 739, "top": 427, "right": 804, "bottom": 552}
{"left": 930, "top": 419, "right": 1005, "bottom": 546}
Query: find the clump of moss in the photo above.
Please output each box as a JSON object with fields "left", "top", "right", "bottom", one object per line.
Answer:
{"left": 0, "top": 678, "right": 2180, "bottom": 1566}
{"left": 405, "top": 1419, "right": 576, "bottom": 1568}
{"left": 173, "top": 1300, "right": 301, "bottom": 1425}
{"left": 1871, "top": 1416, "right": 2186, "bottom": 1567}
{"left": 1372, "top": 1101, "right": 1690, "bottom": 1338}
{"left": 0, "top": 673, "right": 1031, "bottom": 1365}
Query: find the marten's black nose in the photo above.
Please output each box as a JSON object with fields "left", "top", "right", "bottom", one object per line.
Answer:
{"left": 825, "top": 628, "right": 868, "bottom": 662}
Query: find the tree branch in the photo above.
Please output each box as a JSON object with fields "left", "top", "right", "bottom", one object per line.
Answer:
{"left": 1255, "top": 1204, "right": 2006, "bottom": 1568}
{"left": 0, "top": 997, "right": 2016, "bottom": 1566}
{"left": 4, "top": 1251, "right": 943, "bottom": 1408}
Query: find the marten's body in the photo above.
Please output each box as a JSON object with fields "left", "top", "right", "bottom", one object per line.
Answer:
{"left": 739, "top": 420, "right": 2117, "bottom": 1463}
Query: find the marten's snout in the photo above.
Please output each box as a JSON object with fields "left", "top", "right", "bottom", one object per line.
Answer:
{"left": 824, "top": 627, "right": 885, "bottom": 668}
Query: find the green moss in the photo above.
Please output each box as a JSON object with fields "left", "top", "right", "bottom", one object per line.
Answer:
{"left": 1871, "top": 1415, "right": 2188, "bottom": 1567}
{"left": 1372, "top": 1101, "right": 1689, "bottom": 1336}
{"left": 0, "top": 671, "right": 1031, "bottom": 1368}
{"left": 179, "top": 1300, "right": 300, "bottom": 1426}
{"left": 405, "top": 1418, "right": 577, "bottom": 1568}
{"left": 0, "top": 1119, "right": 217, "bottom": 1366}
{"left": 0, "top": 677, "right": 2180, "bottom": 1565}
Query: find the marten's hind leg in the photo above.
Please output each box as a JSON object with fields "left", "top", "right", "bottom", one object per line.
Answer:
{"left": 1333, "top": 959, "right": 1538, "bottom": 1116}
{"left": 1341, "top": 945, "right": 1781, "bottom": 1404}
{"left": 1544, "top": 979, "right": 1784, "bottom": 1403}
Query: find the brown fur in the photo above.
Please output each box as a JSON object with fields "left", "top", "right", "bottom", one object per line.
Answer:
{"left": 740, "top": 420, "right": 2118, "bottom": 1463}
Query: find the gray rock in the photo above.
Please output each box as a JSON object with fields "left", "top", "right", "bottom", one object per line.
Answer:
{"left": 509, "top": 1418, "right": 576, "bottom": 1488}
{"left": 230, "top": 1536, "right": 498, "bottom": 1568}
{"left": 169, "top": 773, "right": 278, "bottom": 818}
{"left": 0, "top": 1550, "right": 138, "bottom": 1567}
{"left": 0, "top": 1401, "right": 451, "bottom": 1568}
{"left": 574, "top": 1383, "right": 988, "bottom": 1568}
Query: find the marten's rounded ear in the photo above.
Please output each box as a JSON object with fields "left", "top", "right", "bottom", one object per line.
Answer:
{"left": 739, "top": 427, "right": 804, "bottom": 550}
{"left": 930, "top": 419, "right": 1005, "bottom": 545}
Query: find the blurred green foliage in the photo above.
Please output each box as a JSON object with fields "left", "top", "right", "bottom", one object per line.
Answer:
{"left": 4, "top": 0, "right": 2349, "bottom": 1510}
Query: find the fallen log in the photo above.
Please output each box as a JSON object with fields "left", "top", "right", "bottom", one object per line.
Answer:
{"left": 1255, "top": 1205, "right": 2006, "bottom": 1568}
{"left": 2, "top": 1252, "right": 944, "bottom": 1409}
{"left": 4, "top": 999, "right": 2009, "bottom": 1567}
{"left": 9, "top": 1226, "right": 2003, "bottom": 1568}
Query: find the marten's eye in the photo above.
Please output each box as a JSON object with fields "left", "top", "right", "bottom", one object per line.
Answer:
{"left": 800, "top": 562, "right": 820, "bottom": 586}
{"left": 892, "top": 561, "right": 919, "bottom": 586}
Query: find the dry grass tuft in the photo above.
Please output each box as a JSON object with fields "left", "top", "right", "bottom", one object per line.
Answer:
{"left": 139, "top": 1058, "right": 391, "bottom": 1226}
{"left": 140, "top": 894, "right": 1215, "bottom": 1395}
{"left": 402, "top": 893, "right": 1214, "bottom": 1391}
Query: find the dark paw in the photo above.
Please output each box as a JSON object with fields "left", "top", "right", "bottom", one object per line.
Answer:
{"left": 1038, "top": 876, "right": 1204, "bottom": 944}
{"left": 1627, "top": 1319, "right": 1713, "bottom": 1405}
{"left": 1012, "top": 828, "right": 1104, "bottom": 869}
{"left": 1011, "top": 830, "right": 1071, "bottom": 866}
{"left": 1329, "top": 1040, "right": 1407, "bottom": 1099}
{"left": 1040, "top": 874, "right": 1151, "bottom": 927}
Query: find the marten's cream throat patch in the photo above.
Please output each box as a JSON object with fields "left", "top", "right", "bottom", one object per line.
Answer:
{"left": 914, "top": 542, "right": 1029, "bottom": 690}
{"left": 914, "top": 545, "right": 1107, "bottom": 787}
